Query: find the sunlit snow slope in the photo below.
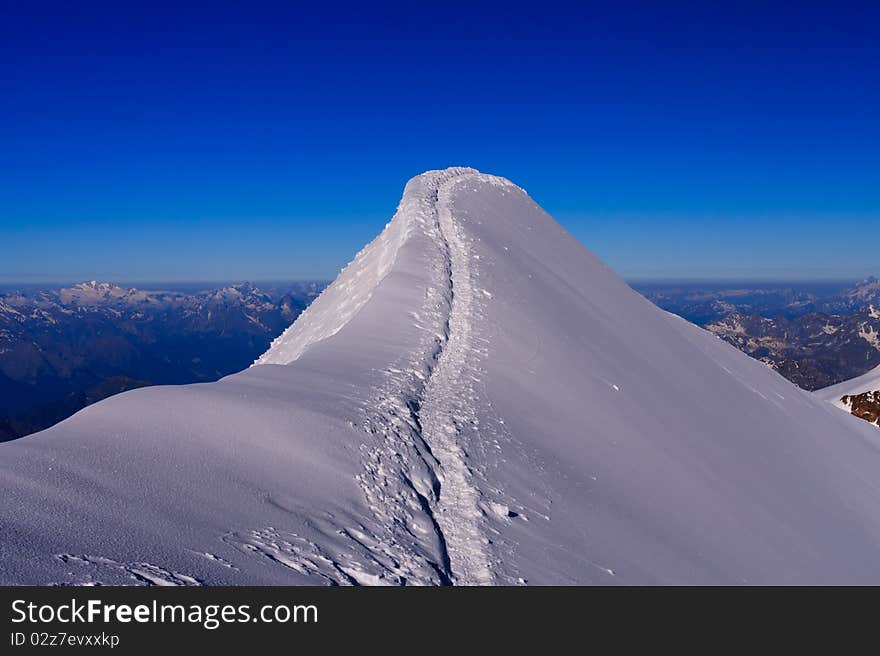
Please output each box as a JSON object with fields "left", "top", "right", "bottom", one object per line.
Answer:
{"left": 4, "top": 168, "right": 880, "bottom": 585}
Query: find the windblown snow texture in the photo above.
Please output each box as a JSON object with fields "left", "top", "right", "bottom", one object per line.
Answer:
{"left": 3, "top": 168, "right": 880, "bottom": 585}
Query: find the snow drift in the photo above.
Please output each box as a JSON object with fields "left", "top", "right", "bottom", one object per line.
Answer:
{"left": 3, "top": 167, "right": 880, "bottom": 585}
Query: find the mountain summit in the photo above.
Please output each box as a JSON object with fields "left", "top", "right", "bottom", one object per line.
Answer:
{"left": 3, "top": 168, "right": 880, "bottom": 585}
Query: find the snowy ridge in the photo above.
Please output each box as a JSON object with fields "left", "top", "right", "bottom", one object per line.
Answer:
{"left": 817, "top": 364, "right": 880, "bottom": 404}
{"left": 816, "top": 364, "right": 880, "bottom": 428}
{"left": 256, "top": 168, "right": 480, "bottom": 366}
{"left": 4, "top": 167, "right": 880, "bottom": 585}
{"left": 329, "top": 169, "right": 513, "bottom": 584}
{"left": 340, "top": 168, "right": 471, "bottom": 585}
{"left": 253, "top": 169, "right": 516, "bottom": 584}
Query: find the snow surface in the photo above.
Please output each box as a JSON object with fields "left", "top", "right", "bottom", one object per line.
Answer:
{"left": 816, "top": 364, "right": 880, "bottom": 409}
{"left": 4, "top": 168, "right": 880, "bottom": 585}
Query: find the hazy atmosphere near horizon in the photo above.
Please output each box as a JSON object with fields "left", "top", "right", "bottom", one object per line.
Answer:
{"left": 2, "top": 2, "right": 877, "bottom": 283}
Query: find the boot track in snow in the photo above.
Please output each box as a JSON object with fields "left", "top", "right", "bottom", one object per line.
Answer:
{"left": 418, "top": 175, "right": 495, "bottom": 585}
{"left": 355, "top": 170, "right": 495, "bottom": 585}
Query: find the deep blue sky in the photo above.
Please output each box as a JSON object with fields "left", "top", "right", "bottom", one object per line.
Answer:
{"left": 1, "top": 1, "right": 877, "bottom": 283}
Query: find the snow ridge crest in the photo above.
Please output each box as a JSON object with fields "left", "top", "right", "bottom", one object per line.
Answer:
{"left": 254, "top": 167, "right": 515, "bottom": 366}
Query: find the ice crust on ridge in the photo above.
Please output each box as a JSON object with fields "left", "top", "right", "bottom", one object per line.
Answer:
{"left": 3, "top": 168, "right": 880, "bottom": 585}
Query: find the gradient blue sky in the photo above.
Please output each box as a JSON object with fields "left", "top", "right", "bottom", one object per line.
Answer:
{"left": 2, "top": 1, "right": 877, "bottom": 283}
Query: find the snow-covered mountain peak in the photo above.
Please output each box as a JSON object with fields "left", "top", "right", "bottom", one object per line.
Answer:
{"left": 256, "top": 167, "right": 524, "bottom": 366}
{"left": 5, "top": 169, "right": 880, "bottom": 585}
{"left": 58, "top": 281, "right": 132, "bottom": 305}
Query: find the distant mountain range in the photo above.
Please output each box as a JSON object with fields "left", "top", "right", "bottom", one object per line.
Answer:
{"left": 0, "top": 280, "right": 325, "bottom": 439}
{"left": 634, "top": 277, "right": 880, "bottom": 392}
{"left": 706, "top": 303, "right": 880, "bottom": 391}
{"left": 842, "top": 277, "right": 880, "bottom": 309}
{"left": 703, "top": 280, "right": 880, "bottom": 391}
{"left": 634, "top": 277, "right": 879, "bottom": 326}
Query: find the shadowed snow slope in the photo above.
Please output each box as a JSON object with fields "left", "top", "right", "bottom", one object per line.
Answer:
{"left": 4, "top": 168, "right": 880, "bottom": 585}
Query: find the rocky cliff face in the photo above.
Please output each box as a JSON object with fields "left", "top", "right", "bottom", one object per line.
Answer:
{"left": 841, "top": 391, "right": 880, "bottom": 427}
